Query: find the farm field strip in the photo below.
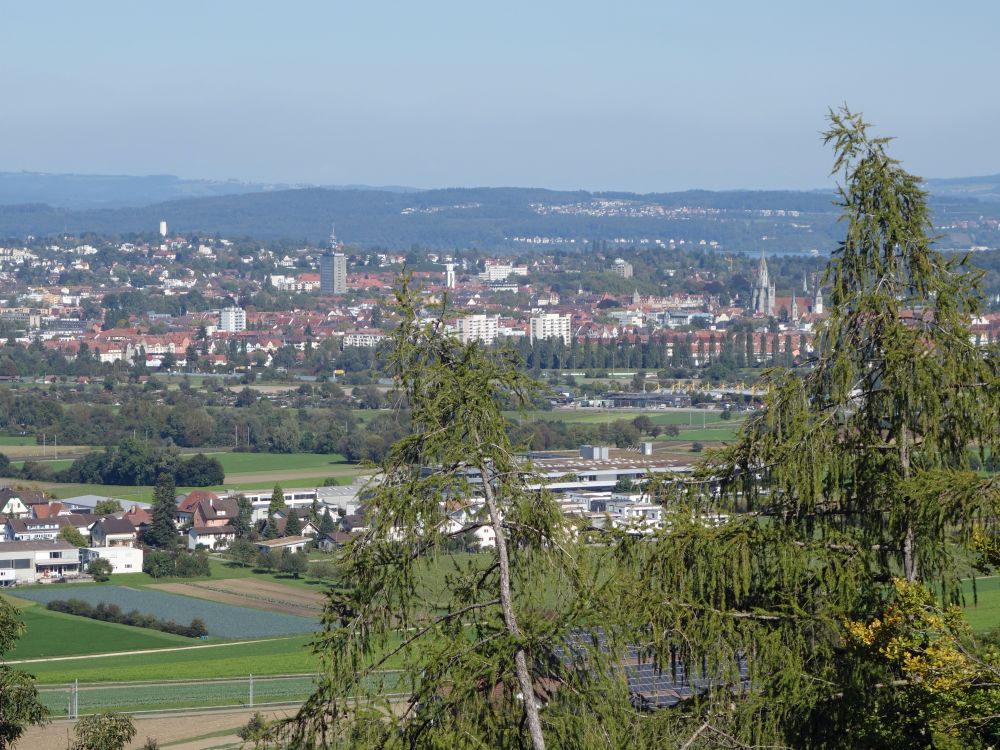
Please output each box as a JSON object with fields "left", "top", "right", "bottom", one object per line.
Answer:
{"left": 199, "top": 578, "right": 327, "bottom": 606}
{"left": 9, "top": 586, "right": 318, "bottom": 639}
{"left": 25, "top": 635, "right": 320, "bottom": 684}
{"left": 149, "top": 581, "right": 323, "bottom": 618}
{"left": 3, "top": 599, "right": 190, "bottom": 659}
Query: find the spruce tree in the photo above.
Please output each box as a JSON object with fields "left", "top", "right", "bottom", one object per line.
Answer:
{"left": 263, "top": 513, "right": 279, "bottom": 540}
{"left": 283, "top": 509, "right": 302, "bottom": 537}
{"left": 602, "top": 108, "right": 1000, "bottom": 747}
{"left": 318, "top": 508, "right": 336, "bottom": 535}
{"left": 268, "top": 484, "right": 286, "bottom": 514}
{"left": 231, "top": 494, "right": 253, "bottom": 539}
{"left": 145, "top": 473, "right": 178, "bottom": 549}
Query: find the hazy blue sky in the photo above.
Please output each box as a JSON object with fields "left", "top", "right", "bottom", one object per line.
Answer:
{"left": 3, "top": 1, "right": 998, "bottom": 192}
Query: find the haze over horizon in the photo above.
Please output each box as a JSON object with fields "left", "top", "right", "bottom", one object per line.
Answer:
{"left": 4, "top": 1, "right": 999, "bottom": 194}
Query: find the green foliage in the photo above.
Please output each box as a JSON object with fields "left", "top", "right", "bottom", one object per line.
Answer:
{"left": 59, "top": 524, "right": 88, "bottom": 548}
{"left": 283, "top": 509, "right": 302, "bottom": 536}
{"left": 278, "top": 549, "right": 308, "bottom": 578}
{"left": 70, "top": 712, "right": 136, "bottom": 750}
{"left": 633, "top": 107, "right": 1000, "bottom": 746}
{"left": 56, "top": 439, "right": 223, "bottom": 488}
{"left": 263, "top": 513, "right": 280, "bottom": 540}
{"left": 227, "top": 537, "right": 258, "bottom": 567}
{"left": 273, "top": 275, "right": 579, "bottom": 749}
{"left": 93, "top": 498, "right": 122, "bottom": 515}
{"left": 318, "top": 508, "right": 336, "bottom": 535}
{"left": 276, "top": 111, "right": 1000, "bottom": 749}
{"left": 269, "top": 484, "right": 286, "bottom": 513}
{"left": 255, "top": 549, "right": 275, "bottom": 572}
{"left": 141, "top": 550, "right": 210, "bottom": 579}
{"left": 142, "top": 550, "right": 175, "bottom": 578}
{"left": 87, "top": 557, "right": 114, "bottom": 582}
{"left": 0, "top": 598, "right": 48, "bottom": 749}
{"left": 232, "top": 494, "right": 254, "bottom": 539}
{"left": 237, "top": 712, "right": 271, "bottom": 744}
{"left": 144, "top": 473, "right": 178, "bottom": 549}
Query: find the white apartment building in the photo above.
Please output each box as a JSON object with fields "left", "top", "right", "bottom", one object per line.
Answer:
{"left": 458, "top": 314, "right": 499, "bottom": 345}
{"left": 343, "top": 329, "right": 386, "bottom": 348}
{"left": 529, "top": 313, "right": 571, "bottom": 345}
{"left": 479, "top": 262, "right": 528, "bottom": 282}
{"left": 219, "top": 307, "right": 247, "bottom": 333}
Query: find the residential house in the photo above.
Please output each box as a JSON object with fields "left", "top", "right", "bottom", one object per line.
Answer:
{"left": 339, "top": 514, "right": 368, "bottom": 534}
{"left": 255, "top": 536, "right": 310, "bottom": 554}
{"left": 315, "top": 531, "right": 352, "bottom": 552}
{"left": 0, "top": 488, "right": 48, "bottom": 518}
{"left": 4, "top": 516, "right": 71, "bottom": 542}
{"left": 192, "top": 496, "right": 239, "bottom": 527}
{"left": 90, "top": 517, "right": 138, "bottom": 547}
{"left": 176, "top": 490, "right": 220, "bottom": 528}
{"left": 123, "top": 505, "right": 151, "bottom": 537}
{"left": 187, "top": 525, "right": 236, "bottom": 550}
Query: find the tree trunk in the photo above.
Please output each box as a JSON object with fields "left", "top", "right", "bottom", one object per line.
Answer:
{"left": 899, "top": 426, "right": 918, "bottom": 582}
{"left": 480, "top": 468, "right": 546, "bottom": 750}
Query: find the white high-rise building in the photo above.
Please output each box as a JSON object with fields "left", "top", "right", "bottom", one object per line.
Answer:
{"left": 159, "top": 220, "right": 168, "bottom": 237}
{"left": 529, "top": 314, "right": 571, "bottom": 345}
{"left": 220, "top": 307, "right": 246, "bottom": 333}
{"left": 444, "top": 263, "right": 456, "bottom": 289}
{"left": 458, "top": 314, "right": 499, "bottom": 345}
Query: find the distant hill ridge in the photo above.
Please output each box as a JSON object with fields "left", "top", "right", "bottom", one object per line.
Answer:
{"left": 0, "top": 171, "right": 997, "bottom": 251}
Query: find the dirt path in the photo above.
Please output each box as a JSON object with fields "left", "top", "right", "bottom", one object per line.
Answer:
{"left": 21, "top": 707, "right": 296, "bottom": 750}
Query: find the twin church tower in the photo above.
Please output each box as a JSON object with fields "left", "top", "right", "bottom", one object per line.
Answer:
{"left": 750, "top": 250, "right": 822, "bottom": 319}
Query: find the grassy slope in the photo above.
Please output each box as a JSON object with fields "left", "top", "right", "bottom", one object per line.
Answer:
{"left": 26, "top": 636, "right": 320, "bottom": 684}
{"left": 0, "top": 435, "right": 38, "bottom": 446}
{"left": 5, "top": 600, "right": 190, "bottom": 658}
{"left": 209, "top": 452, "right": 348, "bottom": 474}
{"left": 961, "top": 576, "right": 1000, "bottom": 634}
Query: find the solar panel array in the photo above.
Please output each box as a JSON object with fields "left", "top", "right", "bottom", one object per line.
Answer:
{"left": 554, "top": 629, "right": 749, "bottom": 711}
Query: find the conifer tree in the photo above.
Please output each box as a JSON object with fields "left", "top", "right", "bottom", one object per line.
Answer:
{"left": 268, "top": 484, "right": 286, "bottom": 514}
{"left": 231, "top": 494, "right": 253, "bottom": 539}
{"left": 273, "top": 111, "right": 1000, "bottom": 749}
{"left": 263, "top": 512, "right": 280, "bottom": 540}
{"left": 318, "top": 508, "right": 336, "bottom": 535}
{"left": 284, "top": 509, "right": 302, "bottom": 536}
{"left": 144, "top": 473, "right": 178, "bottom": 549}
{"left": 601, "top": 108, "right": 1000, "bottom": 747}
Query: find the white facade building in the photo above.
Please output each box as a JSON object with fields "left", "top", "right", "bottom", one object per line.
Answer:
{"left": 458, "top": 314, "right": 499, "bottom": 345}
{"left": 219, "top": 307, "right": 247, "bottom": 333}
{"left": 529, "top": 313, "right": 571, "bottom": 345}
{"left": 79, "top": 546, "right": 143, "bottom": 575}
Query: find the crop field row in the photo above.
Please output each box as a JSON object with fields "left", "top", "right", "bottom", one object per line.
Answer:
{"left": 10, "top": 586, "right": 318, "bottom": 639}
{"left": 150, "top": 579, "right": 324, "bottom": 618}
